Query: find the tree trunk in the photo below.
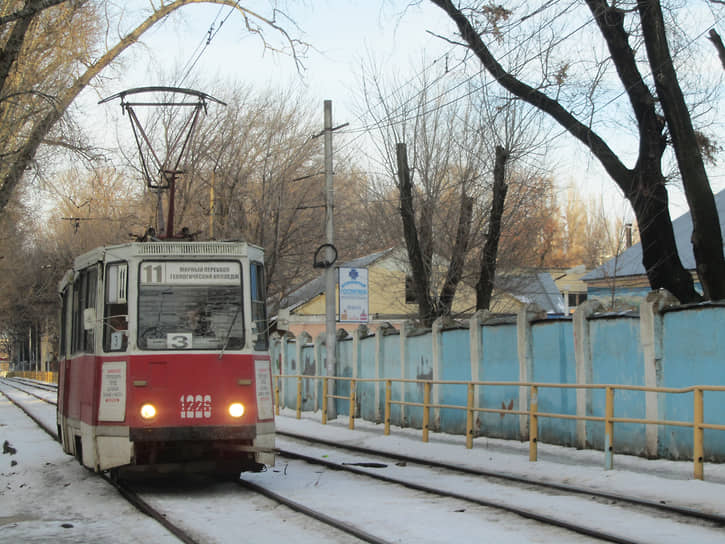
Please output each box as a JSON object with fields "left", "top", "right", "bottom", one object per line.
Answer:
{"left": 628, "top": 170, "right": 698, "bottom": 302}
{"left": 476, "top": 146, "right": 508, "bottom": 310}
{"left": 438, "top": 190, "right": 473, "bottom": 314}
{"left": 397, "top": 142, "right": 436, "bottom": 325}
{"left": 638, "top": 0, "right": 725, "bottom": 301}
{"left": 0, "top": 0, "right": 46, "bottom": 96}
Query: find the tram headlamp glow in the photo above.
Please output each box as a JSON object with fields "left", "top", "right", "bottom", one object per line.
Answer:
{"left": 228, "top": 403, "right": 245, "bottom": 418}
{"left": 140, "top": 403, "right": 157, "bottom": 419}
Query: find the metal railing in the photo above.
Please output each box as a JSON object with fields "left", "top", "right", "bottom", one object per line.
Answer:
{"left": 274, "top": 373, "right": 725, "bottom": 481}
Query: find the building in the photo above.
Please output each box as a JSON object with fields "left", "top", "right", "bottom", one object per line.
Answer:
{"left": 272, "top": 248, "right": 565, "bottom": 338}
{"left": 549, "top": 265, "right": 589, "bottom": 314}
{"left": 582, "top": 189, "right": 725, "bottom": 309}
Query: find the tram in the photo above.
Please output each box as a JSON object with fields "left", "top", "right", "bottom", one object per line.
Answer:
{"left": 56, "top": 240, "right": 275, "bottom": 478}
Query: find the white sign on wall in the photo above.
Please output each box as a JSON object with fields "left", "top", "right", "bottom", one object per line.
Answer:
{"left": 338, "top": 267, "right": 369, "bottom": 323}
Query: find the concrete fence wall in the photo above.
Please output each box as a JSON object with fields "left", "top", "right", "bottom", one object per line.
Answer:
{"left": 271, "top": 291, "right": 725, "bottom": 462}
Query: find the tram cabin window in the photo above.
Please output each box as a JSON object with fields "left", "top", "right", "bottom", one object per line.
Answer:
{"left": 137, "top": 261, "right": 244, "bottom": 350}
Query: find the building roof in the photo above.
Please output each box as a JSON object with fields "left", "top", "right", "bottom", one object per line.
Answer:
{"left": 495, "top": 272, "right": 566, "bottom": 314}
{"left": 273, "top": 248, "right": 565, "bottom": 316}
{"left": 273, "top": 248, "right": 395, "bottom": 313}
{"left": 583, "top": 189, "right": 725, "bottom": 281}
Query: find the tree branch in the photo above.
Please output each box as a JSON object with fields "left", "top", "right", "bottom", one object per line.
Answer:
{"left": 428, "top": 0, "right": 632, "bottom": 189}
{"left": 708, "top": 28, "right": 725, "bottom": 71}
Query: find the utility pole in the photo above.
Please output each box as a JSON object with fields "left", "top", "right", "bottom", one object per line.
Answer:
{"left": 209, "top": 171, "right": 215, "bottom": 239}
{"left": 324, "top": 100, "right": 336, "bottom": 419}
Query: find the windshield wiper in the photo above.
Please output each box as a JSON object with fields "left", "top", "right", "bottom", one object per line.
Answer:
{"left": 218, "top": 305, "right": 241, "bottom": 360}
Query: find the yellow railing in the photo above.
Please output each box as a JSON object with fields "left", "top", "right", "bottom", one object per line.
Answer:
{"left": 273, "top": 374, "right": 725, "bottom": 481}
{"left": 6, "top": 371, "right": 58, "bottom": 384}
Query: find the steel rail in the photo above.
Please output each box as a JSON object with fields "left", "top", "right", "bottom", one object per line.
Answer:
{"left": 278, "top": 430, "right": 725, "bottom": 528}
{"left": 237, "top": 479, "right": 391, "bottom": 544}
{"left": 1, "top": 378, "right": 57, "bottom": 405}
{"left": 105, "top": 477, "right": 202, "bottom": 544}
{"left": 0, "top": 383, "right": 202, "bottom": 544}
{"left": 6, "top": 376, "right": 57, "bottom": 392}
{"left": 276, "top": 447, "right": 645, "bottom": 544}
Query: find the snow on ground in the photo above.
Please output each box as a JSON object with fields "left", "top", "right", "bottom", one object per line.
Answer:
{"left": 275, "top": 409, "right": 725, "bottom": 516}
{"left": 0, "top": 393, "right": 180, "bottom": 544}
{"left": 2, "top": 385, "right": 725, "bottom": 543}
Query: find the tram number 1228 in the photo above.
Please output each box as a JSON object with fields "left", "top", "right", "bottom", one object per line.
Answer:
{"left": 180, "top": 394, "right": 212, "bottom": 418}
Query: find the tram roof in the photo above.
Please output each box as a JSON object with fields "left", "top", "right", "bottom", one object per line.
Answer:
{"left": 61, "top": 240, "right": 263, "bottom": 287}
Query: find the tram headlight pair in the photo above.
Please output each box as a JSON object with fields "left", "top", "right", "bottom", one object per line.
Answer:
{"left": 140, "top": 403, "right": 157, "bottom": 419}
{"left": 228, "top": 403, "right": 245, "bottom": 418}
{"left": 139, "top": 402, "right": 243, "bottom": 419}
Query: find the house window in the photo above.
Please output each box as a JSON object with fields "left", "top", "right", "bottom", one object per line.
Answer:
{"left": 405, "top": 276, "right": 416, "bottom": 304}
{"left": 568, "top": 293, "right": 587, "bottom": 308}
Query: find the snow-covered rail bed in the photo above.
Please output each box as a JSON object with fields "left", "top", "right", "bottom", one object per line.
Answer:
{"left": 2, "top": 376, "right": 57, "bottom": 404}
{"left": 4, "top": 379, "right": 725, "bottom": 543}
{"left": 268, "top": 432, "right": 725, "bottom": 544}
{"left": 0, "top": 382, "right": 376, "bottom": 544}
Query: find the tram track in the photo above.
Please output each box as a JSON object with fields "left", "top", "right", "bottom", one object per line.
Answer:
{"left": 272, "top": 446, "right": 638, "bottom": 544}
{"left": 7, "top": 376, "right": 58, "bottom": 392}
{"left": 0, "top": 381, "right": 205, "bottom": 544}
{"left": 0, "top": 380, "right": 383, "bottom": 543}
{"left": 278, "top": 429, "right": 725, "bottom": 527}
{"left": 270, "top": 431, "right": 725, "bottom": 544}
{"left": 1, "top": 377, "right": 57, "bottom": 405}
{"left": 6, "top": 378, "right": 725, "bottom": 543}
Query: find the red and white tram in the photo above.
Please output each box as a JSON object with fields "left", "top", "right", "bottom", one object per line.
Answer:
{"left": 56, "top": 240, "right": 275, "bottom": 478}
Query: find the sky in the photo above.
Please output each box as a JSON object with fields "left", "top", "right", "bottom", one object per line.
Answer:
{"left": 75, "top": 0, "right": 725, "bottom": 225}
{"left": 3, "top": 380, "right": 725, "bottom": 543}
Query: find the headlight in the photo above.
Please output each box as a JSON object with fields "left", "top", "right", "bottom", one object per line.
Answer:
{"left": 228, "top": 403, "right": 245, "bottom": 418}
{"left": 140, "top": 403, "right": 157, "bottom": 419}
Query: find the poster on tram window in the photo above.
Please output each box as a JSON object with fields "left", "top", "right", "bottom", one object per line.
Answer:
{"left": 338, "top": 267, "right": 369, "bottom": 323}
{"left": 99, "top": 361, "right": 126, "bottom": 422}
{"left": 255, "top": 360, "right": 274, "bottom": 421}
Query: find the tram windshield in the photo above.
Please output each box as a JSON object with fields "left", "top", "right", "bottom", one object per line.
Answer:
{"left": 137, "top": 261, "right": 244, "bottom": 350}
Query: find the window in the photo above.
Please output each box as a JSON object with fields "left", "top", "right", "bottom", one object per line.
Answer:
{"left": 250, "top": 261, "right": 268, "bottom": 351}
{"left": 104, "top": 262, "right": 128, "bottom": 352}
{"left": 59, "top": 288, "right": 69, "bottom": 358}
{"left": 137, "top": 261, "right": 244, "bottom": 350}
{"left": 83, "top": 267, "right": 97, "bottom": 352}
{"left": 71, "top": 267, "right": 97, "bottom": 354}
{"left": 568, "top": 293, "right": 588, "bottom": 308}
{"left": 405, "top": 276, "right": 416, "bottom": 304}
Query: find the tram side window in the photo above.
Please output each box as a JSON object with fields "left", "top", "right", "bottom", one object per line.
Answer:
{"left": 250, "top": 261, "right": 268, "bottom": 351}
{"left": 71, "top": 267, "right": 97, "bottom": 354}
{"left": 59, "top": 288, "right": 69, "bottom": 358}
{"left": 71, "top": 277, "right": 81, "bottom": 353}
{"left": 104, "top": 262, "right": 128, "bottom": 352}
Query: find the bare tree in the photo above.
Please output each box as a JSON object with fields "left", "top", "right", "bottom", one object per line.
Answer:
{"left": 429, "top": 0, "right": 725, "bottom": 303}
{"left": 359, "top": 60, "right": 483, "bottom": 325}
{"left": 0, "top": 0, "right": 306, "bottom": 218}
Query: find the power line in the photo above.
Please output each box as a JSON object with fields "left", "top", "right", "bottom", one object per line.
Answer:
{"left": 175, "top": 1, "right": 242, "bottom": 88}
